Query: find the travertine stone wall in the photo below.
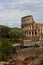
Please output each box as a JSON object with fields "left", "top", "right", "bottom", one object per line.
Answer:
{"left": 21, "top": 15, "right": 40, "bottom": 37}
{"left": 21, "top": 15, "right": 34, "bottom": 36}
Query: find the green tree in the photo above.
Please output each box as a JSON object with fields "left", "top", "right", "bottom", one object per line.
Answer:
{"left": 8, "top": 28, "right": 25, "bottom": 42}
{"left": 0, "top": 27, "right": 10, "bottom": 39}
{"left": 0, "top": 39, "right": 13, "bottom": 61}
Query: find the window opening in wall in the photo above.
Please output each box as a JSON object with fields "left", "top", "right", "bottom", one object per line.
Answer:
{"left": 35, "top": 31, "right": 37, "bottom": 35}
{"left": 32, "top": 31, "right": 34, "bottom": 36}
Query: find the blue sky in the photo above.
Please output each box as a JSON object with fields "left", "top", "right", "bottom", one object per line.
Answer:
{"left": 0, "top": 0, "right": 43, "bottom": 28}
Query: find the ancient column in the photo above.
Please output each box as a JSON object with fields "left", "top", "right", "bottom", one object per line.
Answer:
{"left": 31, "top": 31, "right": 32, "bottom": 36}
{"left": 26, "top": 32, "right": 27, "bottom": 37}
{"left": 34, "top": 31, "right": 35, "bottom": 36}
{"left": 28, "top": 31, "right": 29, "bottom": 36}
{"left": 31, "top": 25, "right": 32, "bottom": 30}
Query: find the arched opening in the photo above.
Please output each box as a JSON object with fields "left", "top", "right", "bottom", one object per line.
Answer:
{"left": 35, "top": 31, "right": 37, "bottom": 35}
{"left": 32, "top": 31, "right": 34, "bottom": 36}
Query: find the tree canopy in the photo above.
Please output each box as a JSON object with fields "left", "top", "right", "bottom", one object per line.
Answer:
{"left": 0, "top": 27, "right": 10, "bottom": 38}
{"left": 0, "top": 26, "right": 25, "bottom": 42}
{"left": 9, "top": 28, "right": 25, "bottom": 42}
{"left": 0, "top": 39, "right": 13, "bottom": 61}
{"left": 0, "top": 25, "right": 25, "bottom": 61}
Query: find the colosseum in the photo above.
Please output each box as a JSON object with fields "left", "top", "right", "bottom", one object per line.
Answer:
{"left": 21, "top": 15, "right": 43, "bottom": 37}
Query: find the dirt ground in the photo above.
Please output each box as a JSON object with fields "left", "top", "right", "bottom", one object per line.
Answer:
{"left": 4, "top": 46, "right": 43, "bottom": 65}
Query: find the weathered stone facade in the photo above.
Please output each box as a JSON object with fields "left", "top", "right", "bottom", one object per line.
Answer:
{"left": 21, "top": 15, "right": 43, "bottom": 37}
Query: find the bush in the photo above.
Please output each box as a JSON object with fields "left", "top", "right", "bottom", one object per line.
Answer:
{"left": 0, "top": 39, "right": 13, "bottom": 61}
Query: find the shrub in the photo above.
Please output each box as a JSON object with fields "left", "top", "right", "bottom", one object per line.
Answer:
{"left": 0, "top": 39, "right": 13, "bottom": 61}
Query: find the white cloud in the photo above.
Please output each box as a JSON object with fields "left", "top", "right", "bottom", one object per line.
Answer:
{"left": 16, "top": 0, "right": 43, "bottom": 5}
{"left": 0, "top": 0, "right": 43, "bottom": 27}
{"left": 0, "top": 9, "right": 32, "bottom": 22}
{"left": 0, "top": 7, "right": 32, "bottom": 27}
